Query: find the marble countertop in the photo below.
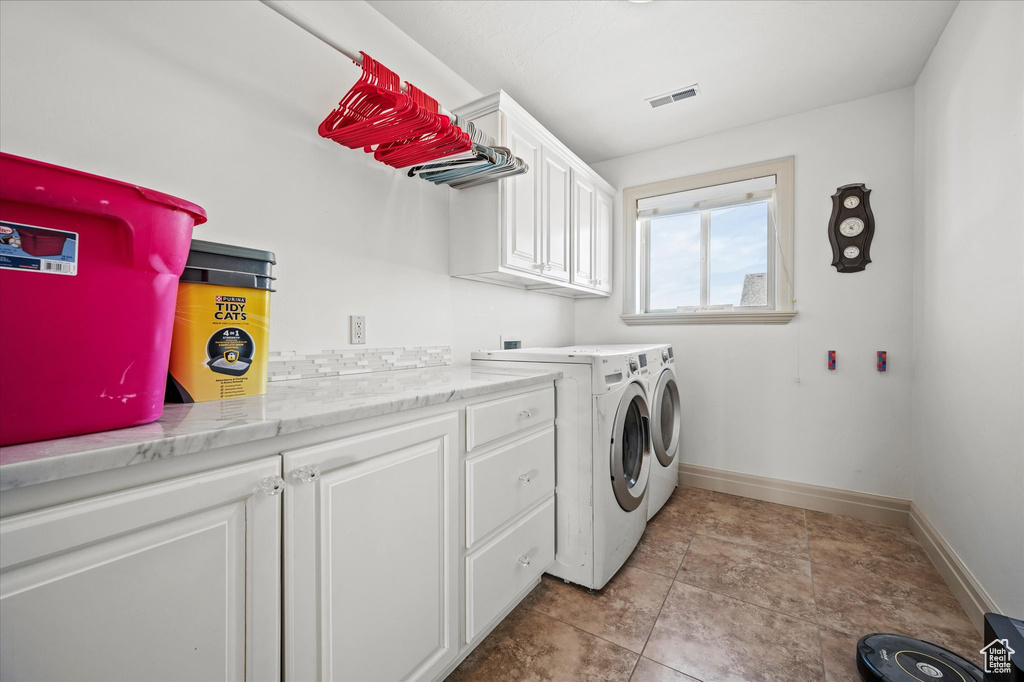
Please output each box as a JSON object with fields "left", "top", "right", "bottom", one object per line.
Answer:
{"left": 0, "top": 365, "right": 560, "bottom": 491}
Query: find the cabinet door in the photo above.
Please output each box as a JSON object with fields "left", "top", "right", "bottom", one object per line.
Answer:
{"left": 285, "top": 414, "right": 459, "bottom": 682}
{"left": 571, "top": 170, "right": 597, "bottom": 287}
{"left": 540, "top": 147, "right": 571, "bottom": 282}
{"left": 594, "top": 188, "right": 613, "bottom": 293}
{"left": 0, "top": 457, "right": 282, "bottom": 682}
{"left": 502, "top": 116, "right": 543, "bottom": 273}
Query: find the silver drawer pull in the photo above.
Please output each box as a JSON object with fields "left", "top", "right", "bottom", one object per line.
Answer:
{"left": 518, "top": 473, "right": 532, "bottom": 484}
{"left": 517, "top": 555, "right": 532, "bottom": 568}
{"left": 518, "top": 409, "right": 532, "bottom": 419}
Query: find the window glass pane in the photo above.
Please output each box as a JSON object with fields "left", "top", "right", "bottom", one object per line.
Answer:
{"left": 648, "top": 212, "right": 700, "bottom": 310}
{"left": 709, "top": 201, "right": 769, "bottom": 306}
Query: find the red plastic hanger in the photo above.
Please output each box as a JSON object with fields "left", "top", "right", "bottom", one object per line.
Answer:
{"left": 319, "top": 53, "right": 430, "bottom": 149}
{"left": 373, "top": 83, "right": 471, "bottom": 168}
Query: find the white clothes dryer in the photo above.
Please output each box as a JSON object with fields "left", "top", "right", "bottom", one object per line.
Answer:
{"left": 471, "top": 347, "right": 652, "bottom": 589}
{"left": 644, "top": 345, "right": 681, "bottom": 519}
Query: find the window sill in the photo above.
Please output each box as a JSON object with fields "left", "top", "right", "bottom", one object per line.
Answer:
{"left": 620, "top": 310, "right": 798, "bottom": 326}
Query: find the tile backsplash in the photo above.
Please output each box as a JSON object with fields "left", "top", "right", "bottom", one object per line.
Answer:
{"left": 268, "top": 346, "right": 452, "bottom": 382}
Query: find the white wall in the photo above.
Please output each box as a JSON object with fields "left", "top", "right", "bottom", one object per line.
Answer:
{"left": 578, "top": 89, "right": 916, "bottom": 499}
{"left": 912, "top": 1, "right": 1024, "bottom": 616}
{"left": 0, "top": 0, "right": 574, "bottom": 360}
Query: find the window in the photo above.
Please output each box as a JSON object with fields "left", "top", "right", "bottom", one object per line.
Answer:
{"left": 622, "top": 157, "right": 796, "bottom": 324}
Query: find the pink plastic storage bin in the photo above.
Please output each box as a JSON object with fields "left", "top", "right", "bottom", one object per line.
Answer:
{"left": 0, "top": 153, "right": 206, "bottom": 446}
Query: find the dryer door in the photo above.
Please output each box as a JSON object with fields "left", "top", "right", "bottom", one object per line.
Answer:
{"left": 610, "top": 381, "right": 651, "bottom": 512}
{"left": 651, "top": 368, "right": 681, "bottom": 468}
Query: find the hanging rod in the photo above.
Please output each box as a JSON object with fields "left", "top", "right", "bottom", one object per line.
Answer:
{"left": 259, "top": 0, "right": 456, "bottom": 120}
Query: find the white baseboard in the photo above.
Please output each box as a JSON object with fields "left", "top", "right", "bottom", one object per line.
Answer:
{"left": 680, "top": 463, "right": 911, "bottom": 527}
{"left": 678, "top": 463, "right": 994, "bottom": 636}
{"left": 909, "top": 503, "right": 996, "bottom": 635}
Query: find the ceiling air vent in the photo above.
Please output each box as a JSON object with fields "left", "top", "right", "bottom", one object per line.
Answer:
{"left": 645, "top": 84, "right": 700, "bottom": 109}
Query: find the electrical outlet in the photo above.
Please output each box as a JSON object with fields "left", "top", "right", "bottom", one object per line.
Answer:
{"left": 350, "top": 315, "right": 365, "bottom": 344}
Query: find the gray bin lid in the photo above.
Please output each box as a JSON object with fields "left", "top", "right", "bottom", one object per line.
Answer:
{"left": 186, "top": 239, "right": 276, "bottom": 278}
{"left": 190, "top": 239, "right": 276, "bottom": 264}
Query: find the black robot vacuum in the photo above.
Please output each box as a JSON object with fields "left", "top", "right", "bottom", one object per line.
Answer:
{"left": 856, "top": 633, "right": 983, "bottom": 681}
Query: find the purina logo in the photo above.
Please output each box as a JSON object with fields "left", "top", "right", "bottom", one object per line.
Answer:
{"left": 214, "top": 295, "right": 247, "bottom": 321}
{"left": 982, "top": 638, "right": 1015, "bottom": 675}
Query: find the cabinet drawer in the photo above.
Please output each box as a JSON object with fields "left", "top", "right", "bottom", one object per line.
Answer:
{"left": 466, "top": 427, "right": 554, "bottom": 547}
{"left": 465, "top": 496, "right": 554, "bottom": 642}
{"left": 466, "top": 386, "right": 554, "bottom": 451}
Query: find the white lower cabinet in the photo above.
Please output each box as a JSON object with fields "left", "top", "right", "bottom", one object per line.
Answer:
{"left": 0, "top": 383, "right": 557, "bottom": 682}
{"left": 0, "top": 457, "right": 282, "bottom": 682}
{"left": 283, "top": 414, "right": 460, "bottom": 682}
{"left": 465, "top": 497, "right": 554, "bottom": 642}
{"left": 465, "top": 427, "right": 555, "bottom": 547}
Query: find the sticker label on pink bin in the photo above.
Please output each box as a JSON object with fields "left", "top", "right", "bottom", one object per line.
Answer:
{"left": 0, "top": 220, "right": 78, "bottom": 275}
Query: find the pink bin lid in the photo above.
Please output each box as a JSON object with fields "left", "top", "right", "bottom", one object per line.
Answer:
{"left": 0, "top": 151, "right": 207, "bottom": 225}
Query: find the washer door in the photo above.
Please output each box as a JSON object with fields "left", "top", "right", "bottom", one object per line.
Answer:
{"left": 651, "top": 368, "right": 681, "bottom": 468}
{"left": 610, "top": 381, "right": 652, "bottom": 512}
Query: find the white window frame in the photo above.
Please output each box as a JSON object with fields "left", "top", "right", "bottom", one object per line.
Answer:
{"left": 621, "top": 157, "right": 797, "bottom": 325}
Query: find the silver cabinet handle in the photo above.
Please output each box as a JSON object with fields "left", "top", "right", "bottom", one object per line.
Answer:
{"left": 256, "top": 476, "right": 285, "bottom": 496}
{"left": 293, "top": 465, "right": 320, "bottom": 483}
{"left": 518, "top": 473, "right": 532, "bottom": 484}
{"left": 517, "top": 555, "right": 532, "bottom": 567}
{"left": 518, "top": 409, "right": 532, "bottom": 419}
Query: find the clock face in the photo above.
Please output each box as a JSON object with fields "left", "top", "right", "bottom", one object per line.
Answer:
{"left": 840, "top": 217, "right": 865, "bottom": 237}
{"left": 843, "top": 195, "right": 861, "bottom": 209}
{"left": 843, "top": 245, "right": 861, "bottom": 259}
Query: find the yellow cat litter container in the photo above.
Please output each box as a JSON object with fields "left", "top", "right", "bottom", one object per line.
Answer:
{"left": 166, "top": 240, "right": 275, "bottom": 403}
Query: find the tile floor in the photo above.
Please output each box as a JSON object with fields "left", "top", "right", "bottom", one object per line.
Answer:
{"left": 447, "top": 487, "right": 981, "bottom": 682}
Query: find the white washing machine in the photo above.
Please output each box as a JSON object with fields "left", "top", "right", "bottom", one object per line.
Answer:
{"left": 471, "top": 347, "right": 653, "bottom": 589}
{"left": 563, "top": 345, "right": 681, "bottom": 519}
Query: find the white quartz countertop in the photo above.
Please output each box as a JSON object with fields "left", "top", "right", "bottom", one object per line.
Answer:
{"left": 0, "top": 365, "right": 560, "bottom": 491}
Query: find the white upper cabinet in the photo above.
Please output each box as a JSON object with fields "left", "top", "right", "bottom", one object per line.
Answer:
{"left": 540, "top": 147, "right": 572, "bottom": 282}
{"left": 571, "top": 169, "right": 597, "bottom": 287}
{"left": 504, "top": 118, "right": 543, "bottom": 273}
{"left": 570, "top": 167, "right": 613, "bottom": 293}
{"left": 594, "top": 188, "right": 613, "bottom": 294}
{"left": 449, "top": 91, "right": 614, "bottom": 298}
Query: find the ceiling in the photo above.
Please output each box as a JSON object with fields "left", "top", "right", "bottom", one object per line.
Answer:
{"left": 367, "top": 0, "right": 957, "bottom": 163}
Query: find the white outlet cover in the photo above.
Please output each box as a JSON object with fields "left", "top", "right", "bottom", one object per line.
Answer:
{"left": 350, "top": 315, "right": 366, "bottom": 344}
